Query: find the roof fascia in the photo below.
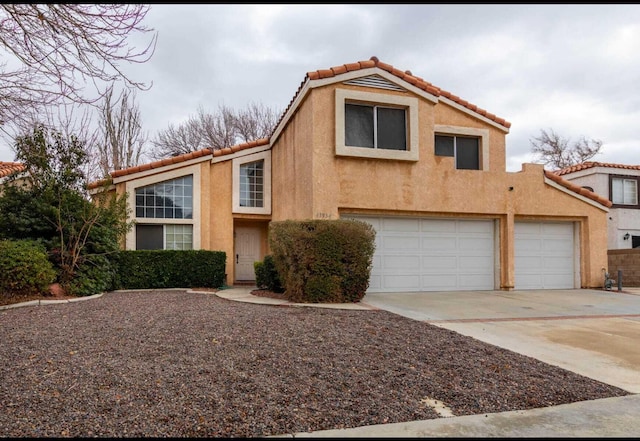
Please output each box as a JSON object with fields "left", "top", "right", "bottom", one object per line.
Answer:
{"left": 544, "top": 176, "right": 609, "bottom": 212}
{"left": 112, "top": 154, "right": 212, "bottom": 185}
{"left": 211, "top": 143, "right": 271, "bottom": 164}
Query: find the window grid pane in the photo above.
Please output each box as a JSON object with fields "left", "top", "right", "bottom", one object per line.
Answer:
{"left": 135, "top": 175, "right": 193, "bottom": 219}
{"left": 239, "top": 160, "right": 264, "bottom": 207}
{"left": 165, "top": 224, "right": 193, "bottom": 250}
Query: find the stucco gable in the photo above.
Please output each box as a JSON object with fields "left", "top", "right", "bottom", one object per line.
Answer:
{"left": 544, "top": 169, "right": 612, "bottom": 209}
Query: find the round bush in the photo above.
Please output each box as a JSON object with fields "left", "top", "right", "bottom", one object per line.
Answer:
{"left": 0, "top": 239, "right": 56, "bottom": 296}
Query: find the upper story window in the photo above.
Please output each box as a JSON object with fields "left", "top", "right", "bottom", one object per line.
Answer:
{"left": 232, "top": 150, "right": 271, "bottom": 215}
{"left": 611, "top": 176, "right": 638, "bottom": 206}
{"left": 240, "top": 160, "right": 264, "bottom": 208}
{"left": 345, "top": 103, "right": 407, "bottom": 151}
{"left": 435, "top": 134, "right": 480, "bottom": 170}
{"left": 135, "top": 175, "right": 193, "bottom": 219}
{"left": 335, "top": 89, "right": 419, "bottom": 161}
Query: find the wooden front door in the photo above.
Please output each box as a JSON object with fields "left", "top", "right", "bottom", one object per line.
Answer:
{"left": 235, "top": 227, "right": 262, "bottom": 281}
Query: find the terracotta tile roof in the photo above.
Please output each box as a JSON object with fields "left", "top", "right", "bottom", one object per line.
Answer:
{"left": 275, "top": 56, "right": 512, "bottom": 132}
{"left": 555, "top": 161, "right": 640, "bottom": 176}
{"left": 0, "top": 161, "right": 25, "bottom": 178}
{"left": 544, "top": 170, "right": 612, "bottom": 208}
{"left": 87, "top": 138, "right": 272, "bottom": 188}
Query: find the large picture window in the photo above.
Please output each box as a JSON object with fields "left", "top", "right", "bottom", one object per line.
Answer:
{"left": 135, "top": 175, "right": 193, "bottom": 219}
{"left": 345, "top": 103, "right": 407, "bottom": 151}
{"left": 435, "top": 134, "right": 480, "bottom": 170}
{"left": 611, "top": 176, "right": 638, "bottom": 206}
{"left": 239, "top": 160, "right": 264, "bottom": 208}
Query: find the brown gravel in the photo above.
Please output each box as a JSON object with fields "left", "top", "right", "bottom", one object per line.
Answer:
{"left": 0, "top": 289, "right": 630, "bottom": 438}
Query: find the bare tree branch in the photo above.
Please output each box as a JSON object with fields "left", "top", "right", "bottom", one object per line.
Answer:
{"left": 0, "top": 4, "right": 156, "bottom": 129}
{"left": 95, "top": 84, "right": 148, "bottom": 178}
{"left": 150, "top": 103, "right": 281, "bottom": 160}
{"left": 530, "top": 128, "right": 603, "bottom": 170}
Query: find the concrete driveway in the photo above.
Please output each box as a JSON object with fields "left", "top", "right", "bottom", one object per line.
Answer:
{"left": 362, "top": 288, "right": 640, "bottom": 393}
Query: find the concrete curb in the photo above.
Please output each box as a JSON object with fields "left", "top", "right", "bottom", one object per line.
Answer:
{"left": 0, "top": 292, "right": 104, "bottom": 311}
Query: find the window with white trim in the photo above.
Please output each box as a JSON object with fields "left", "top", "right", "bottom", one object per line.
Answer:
{"left": 335, "top": 89, "right": 419, "bottom": 161}
{"left": 239, "top": 160, "right": 264, "bottom": 208}
{"left": 611, "top": 177, "right": 638, "bottom": 205}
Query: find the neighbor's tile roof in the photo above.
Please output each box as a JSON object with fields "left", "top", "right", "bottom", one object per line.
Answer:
{"left": 544, "top": 170, "right": 612, "bottom": 208}
{"left": 0, "top": 161, "right": 25, "bottom": 178}
{"left": 555, "top": 161, "right": 640, "bottom": 176}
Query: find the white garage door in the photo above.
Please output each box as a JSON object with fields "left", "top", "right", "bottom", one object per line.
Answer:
{"left": 515, "top": 222, "right": 576, "bottom": 290}
{"left": 348, "top": 216, "right": 495, "bottom": 293}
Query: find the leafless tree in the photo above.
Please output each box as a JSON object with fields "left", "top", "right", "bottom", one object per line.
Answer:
{"left": 530, "top": 128, "right": 603, "bottom": 171}
{"left": 95, "top": 85, "right": 148, "bottom": 178}
{"left": 235, "top": 101, "right": 280, "bottom": 142}
{"left": 151, "top": 103, "right": 281, "bottom": 160}
{"left": 0, "top": 4, "right": 156, "bottom": 133}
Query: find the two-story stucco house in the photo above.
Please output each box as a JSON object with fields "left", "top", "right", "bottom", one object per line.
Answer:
{"left": 556, "top": 162, "right": 640, "bottom": 250}
{"left": 90, "top": 56, "right": 612, "bottom": 293}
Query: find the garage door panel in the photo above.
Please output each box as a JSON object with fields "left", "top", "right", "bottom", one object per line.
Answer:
{"left": 421, "top": 275, "right": 459, "bottom": 290}
{"left": 422, "top": 236, "right": 457, "bottom": 250}
{"left": 543, "top": 274, "right": 573, "bottom": 289}
{"left": 458, "top": 221, "right": 494, "bottom": 234}
{"left": 542, "top": 223, "right": 573, "bottom": 235}
{"left": 383, "top": 235, "right": 421, "bottom": 250}
{"left": 384, "top": 254, "right": 420, "bottom": 269}
{"left": 459, "top": 237, "right": 493, "bottom": 252}
{"left": 460, "top": 255, "right": 494, "bottom": 271}
{"left": 459, "top": 274, "right": 494, "bottom": 288}
{"left": 422, "top": 256, "right": 458, "bottom": 272}
{"left": 383, "top": 217, "right": 420, "bottom": 232}
{"left": 543, "top": 238, "right": 573, "bottom": 253}
{"left": 420, "top": 219, "right": 457, "bottom": 233}
{"left": 383, "top": 275, "right": 421, "bottom": 290}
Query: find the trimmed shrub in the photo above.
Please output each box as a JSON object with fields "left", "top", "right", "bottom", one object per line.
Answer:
{"left": 112, "top": 250, "right": 226, "bottom": 290}
{"left": 269, "top": 219, "right": 376, "bottom": 303}
{"left": 0, "top": 239, "right": 56, "bottom": 296}
{"left": 254, "top": 254, "right": 284, "bottom": 293}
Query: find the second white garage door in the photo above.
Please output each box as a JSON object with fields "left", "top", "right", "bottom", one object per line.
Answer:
{"left": 348, "top": 216, "right": 495, "bottom": 293}
{"left": 514, "top": 221, "right": 577, "bottom": 290}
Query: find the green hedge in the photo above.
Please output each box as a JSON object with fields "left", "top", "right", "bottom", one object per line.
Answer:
{"left": 254, "top": 254, "right": 284, "bottom": 293}
{"left": 269, "top": 219, "right": 376, "bottom": 303}
{"left": 112, "top": 250, "right": 226, "bottom": 290}
{"left": 0, "top": 239, "right": 56, "bottom": 296}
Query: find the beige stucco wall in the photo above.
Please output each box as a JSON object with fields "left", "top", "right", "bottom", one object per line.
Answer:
{"left": 269, "top": 82, "right": 609, "bottom": 289}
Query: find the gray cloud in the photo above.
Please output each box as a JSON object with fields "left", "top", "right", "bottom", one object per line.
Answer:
{"left": 1, "top": 4, "right": 639, "bottom": 170}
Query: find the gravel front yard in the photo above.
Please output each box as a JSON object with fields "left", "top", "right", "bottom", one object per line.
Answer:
{"left": 0, "top": 289, "right": 630, "bottom": 437}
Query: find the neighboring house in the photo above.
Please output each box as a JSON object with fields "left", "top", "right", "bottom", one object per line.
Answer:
{"left": 556, "top": 161, "right": 640, "bottom": 250}
{"left": 89, "top": 56, "right": 612, "bottom": 292}
{"left": 0, "top": 161, "right": 26, "bottom": 192}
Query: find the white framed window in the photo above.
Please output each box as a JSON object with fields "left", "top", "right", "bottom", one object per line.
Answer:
{"left": 335, "top": 89, "right": 419, "bottom": 161}
{"left": 125, "top": 163, "right": 201, "bottom": 251}
{"left": 232, "top": 150, "right": 271, "bottom": 214}
{"left": 434, "top": 125, "right": 490, "bottom": 171}
{"left": 611, "top": 177, "right": 638, "bottom": 205}
{"left": 239, "top": 160, "right": 264, "bottom": 208}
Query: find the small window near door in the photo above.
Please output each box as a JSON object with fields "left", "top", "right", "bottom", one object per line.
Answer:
{"left": 632, "top": 236, "right": 640, "bottom": 248}
{"left": 435, "top": 134, "right": 480, "bottom": 170}
{"left": 239, "top": 160, "right": 264, "bottom": 208}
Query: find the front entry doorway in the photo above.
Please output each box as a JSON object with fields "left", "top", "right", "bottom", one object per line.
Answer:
{"left": 235, "top": 226, "right": 262, "bottom": 281}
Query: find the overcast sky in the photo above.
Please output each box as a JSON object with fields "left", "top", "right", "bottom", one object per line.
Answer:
{"left": 1, "top": 4, "right": 639, "bottom": 171}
